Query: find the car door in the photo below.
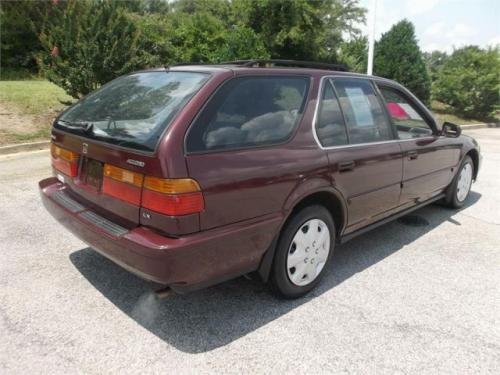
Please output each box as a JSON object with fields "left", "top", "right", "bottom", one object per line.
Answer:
{"left": 315, "top": 77, "right": 404, "bottom": 234}
{"left": 376, "top": 84, "right": 461, "bottom": 205}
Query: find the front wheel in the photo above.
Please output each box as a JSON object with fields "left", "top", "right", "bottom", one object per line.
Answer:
{"left": 444, "top": 155, "right": 474, "bottom": 208}
{"left": 270, "top": 205, "right": 335, "bottom": 299}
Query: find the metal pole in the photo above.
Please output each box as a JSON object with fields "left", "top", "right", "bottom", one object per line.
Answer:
{"left": 367, "top": 0, "right": 378, "bottom": 75}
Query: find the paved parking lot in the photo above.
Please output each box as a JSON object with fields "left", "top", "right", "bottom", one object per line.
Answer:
{"left": 1, "top": 128, "right": 499, "bottom": 374}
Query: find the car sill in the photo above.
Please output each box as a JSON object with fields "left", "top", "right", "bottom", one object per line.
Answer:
{"left": 339, "top": 193, "right": 446, "bottom": 244}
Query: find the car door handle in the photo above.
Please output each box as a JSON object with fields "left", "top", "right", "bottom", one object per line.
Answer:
{"left": 407, "top": 151, "right": 418, "bottom": 160}
{"left": 338, "top": 161, "right": 356, "bottom": 172}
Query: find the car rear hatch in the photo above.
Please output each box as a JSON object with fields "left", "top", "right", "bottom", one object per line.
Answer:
{"left": 49, "top": 70, "right": 211, "bottom": 232}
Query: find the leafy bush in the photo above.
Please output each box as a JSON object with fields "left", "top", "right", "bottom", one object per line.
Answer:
{"left": 232, "top": 0, "right": 365, "bottom": 62}
{"left": 30, "top": 0, "right": 366, "bottom": 98}
{"left": 37, "top": 0, "right": 154, "bottom": 98}
{"left": 374, "top": 20, "right": 431, "bottom": 104}
{"left": 432, "top": 46, "right": 499, "bottom": 118}
{"left": 0, "top": 1, "right": 50, "bottom": 72}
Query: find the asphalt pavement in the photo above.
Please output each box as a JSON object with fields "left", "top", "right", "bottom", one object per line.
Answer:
{"left": 1, "top": 128, "right": 499, "bottom": 374}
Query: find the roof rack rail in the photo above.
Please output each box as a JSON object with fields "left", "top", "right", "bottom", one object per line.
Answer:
{"left": 219, "top": 59, "right": 348, "bottom": 72}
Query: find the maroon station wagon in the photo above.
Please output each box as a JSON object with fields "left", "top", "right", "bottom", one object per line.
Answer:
{"left": 40, "top": 60, "right": 481, "bottom": 298}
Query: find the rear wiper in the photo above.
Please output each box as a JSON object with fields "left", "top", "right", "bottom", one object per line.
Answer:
{"left": 57, "top": 120, "right": 94, "bottom": 134}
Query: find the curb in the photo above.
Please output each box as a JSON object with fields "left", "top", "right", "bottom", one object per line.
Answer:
{"left": 461, "top": 123, "right": 500, "bottom": 130}
{"left": 0, "top": 141, "right": 51, "bottom": 156}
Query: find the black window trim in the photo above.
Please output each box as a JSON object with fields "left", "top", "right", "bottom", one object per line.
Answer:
{"left": 184, "top": 74, "right": 313, "bottom": 155}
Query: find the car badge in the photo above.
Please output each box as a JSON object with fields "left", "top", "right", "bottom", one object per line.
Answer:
{"left": 82, "top": 143, "right": 88, "bottom": 154}
{"left": 126, "top": 159, "right": 145, "bottom": 167}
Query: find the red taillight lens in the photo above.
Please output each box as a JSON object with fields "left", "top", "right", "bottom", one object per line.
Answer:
{"left": 142, "top": 190, "right": 204, "bottom": 216}
{"left": 102, "top": 164, "right": 143, "bottom": 206}
{"left": 141, "top": 177, "right": 204, "bottom": 216}
{"left": 51, "top": 144, "right": 79, "bottom": 177}
{"left": 72, "top": 161, "right": 204, "bottom": 216}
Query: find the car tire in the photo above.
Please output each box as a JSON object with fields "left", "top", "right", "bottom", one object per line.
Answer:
{"left": 270, "top": 205, "right": 335, "bottom": 299}
{"left": 444, "top": 155, "right": 474, "bottom": 208}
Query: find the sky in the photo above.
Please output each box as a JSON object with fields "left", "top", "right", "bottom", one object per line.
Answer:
{"left": 358, "top": 0, "right": 500, "bottom": 53}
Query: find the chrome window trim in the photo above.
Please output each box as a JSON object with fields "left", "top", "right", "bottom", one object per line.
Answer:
{"left": 311, "top": 75, "right": 436, "bottom": 150}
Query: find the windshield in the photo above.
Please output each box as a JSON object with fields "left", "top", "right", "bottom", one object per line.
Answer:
{"left": 57, "top": 71, "right": 209, "bottom": 152}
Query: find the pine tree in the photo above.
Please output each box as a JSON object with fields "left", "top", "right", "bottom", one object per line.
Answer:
{"left": 374, "top": 20, "right": 431, "bottom": 103}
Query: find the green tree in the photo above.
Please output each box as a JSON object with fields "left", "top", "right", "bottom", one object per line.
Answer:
{"left": 338, "top": 36, "right": 368, "bottom": 73}
{"left": 374, "top": 20, "right": 431, "bottom": 103}
{"left": 433, "top": 46, "right": 499, "bottom": 118}
{"left": 217, "top": 26, "right": 270, "bottom": 61}
{"left": 167, "top": 9, "right": 269, "bottom": 63}
{"left": 423, "top": 50, "right": 448, "bottom": 82}
{"left": 38, "top": 0, "right": 154, "bottom": 98}
{"left": 0, "top": 0, "right": 51, "bottom": 74}
{"left": 168, "top": 11, "right": 227, "bottom": 62}
{"left": 171, "top": 0, "right": 231, "bottom": 20}
{"left": 231, "top": 0, "right": 365, "bottom": 62}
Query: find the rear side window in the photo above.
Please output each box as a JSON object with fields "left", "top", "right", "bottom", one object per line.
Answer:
{"left": 186, "top": 76, "right": 309, "bottom": 152}
{"left": 378, "top": 86, "right": 434, "bottom": 139}
{"left": 315, "top": 80, "right": 348, "bottom": 147}
{"left": 332, "top": 78, "right": 393, "bottom": 144}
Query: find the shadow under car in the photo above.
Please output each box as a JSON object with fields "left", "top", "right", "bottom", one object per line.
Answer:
{"left": 69, "top": 191, "right": 481, "bottom": 353}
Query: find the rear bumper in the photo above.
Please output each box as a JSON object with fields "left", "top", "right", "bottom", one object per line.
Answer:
{"left": 40, "top": 177, "right": 281, "bottom": 293}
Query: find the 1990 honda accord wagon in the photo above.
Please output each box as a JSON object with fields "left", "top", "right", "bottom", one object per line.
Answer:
{"left": 40, "top": 60, "right": 481, "bottom": 298}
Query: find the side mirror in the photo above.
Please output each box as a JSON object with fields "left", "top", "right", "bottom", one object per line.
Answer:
{"left": 441, "top": 122, "right": 462, "bottom": 138}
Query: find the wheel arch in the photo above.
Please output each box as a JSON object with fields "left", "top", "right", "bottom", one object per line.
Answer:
{"left": 257, "top": 188, "right": 347, "bottom": 282}
{"left": 465, "top": 148, "right": 479, "bottom": 180}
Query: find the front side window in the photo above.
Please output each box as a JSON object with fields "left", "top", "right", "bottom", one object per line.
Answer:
{"left": 332, "top": 78, "right": 393, "bottom": 144}
{"left": 186, "top": 76, "right": 309, "bottom": 152}
{"left": 315, "top": 80, "right": 348, "bottom": 147}
{"left": 57, "top": 71, "right": 209, "bottom": 152}
{"left": 378, "top": 86, "right": 434, "bottom": 139}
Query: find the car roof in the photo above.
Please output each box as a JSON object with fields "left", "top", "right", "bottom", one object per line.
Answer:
{"left": 141, "top": 62, "right": 398, "bottom": 87}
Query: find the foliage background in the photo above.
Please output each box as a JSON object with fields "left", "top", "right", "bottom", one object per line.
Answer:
{"left": 0, "top": 0, "right": 498, "bottom": 119}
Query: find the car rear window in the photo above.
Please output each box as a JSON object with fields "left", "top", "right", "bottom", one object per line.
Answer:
{"left": 186, "top": 76, "right": 309, "bottom": 153}
{"left": 56, "top": 71, "right": 209, "bottom": 152}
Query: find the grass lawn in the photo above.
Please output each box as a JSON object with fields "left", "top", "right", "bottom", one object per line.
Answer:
{"left": 0, "top": 80, "right": 73, "bottom": 145}
{"left": 0, "top": 80, "right": 72, "bottom": 115}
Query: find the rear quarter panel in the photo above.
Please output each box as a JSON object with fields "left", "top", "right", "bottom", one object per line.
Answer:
{"left": 183, "top": 73, "right": 330, "bottom": 231}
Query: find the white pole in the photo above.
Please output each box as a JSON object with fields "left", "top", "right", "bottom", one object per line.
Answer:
{"left": 367, "top": 0, "right": 378, "bottom": 75}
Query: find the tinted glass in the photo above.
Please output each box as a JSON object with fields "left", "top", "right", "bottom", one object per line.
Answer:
{"left": 315, "top": 80, "right": 348, "bottom": 147}
{"left": 186, "top": 76, "right": 309, "bottom": 152}
{"left": 379, "top": 86, "right": 434, "bottom": 139}
{"left": 333, "top": 79, "right": 393, "bottom": 144}
{"left": 58, "top": 71, "right": 209, "bottom": 152}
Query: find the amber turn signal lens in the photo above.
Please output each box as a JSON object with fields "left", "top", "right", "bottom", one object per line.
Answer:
{"left": 51, "top": 144, "right": 79, "bottom": 162}
{"left": 143, "top": 177, "right": 201, "bottom": 194}
{"left": 104, "top": 164, "right": 144, "bottom": 187}
{"left": 51, "top": 144, "right": 79, "bottom": 177}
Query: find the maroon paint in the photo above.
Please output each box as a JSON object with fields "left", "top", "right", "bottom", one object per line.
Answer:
{"left": 39, "top": 65, "right": 481, "bottom": 293}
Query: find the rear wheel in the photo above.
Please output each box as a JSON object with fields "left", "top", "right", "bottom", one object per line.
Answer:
{"left": 444, "top": 155, "right": 474, "bottom": 208}
{"left": 270, "top": 205, "right": 335, "bottom": 299}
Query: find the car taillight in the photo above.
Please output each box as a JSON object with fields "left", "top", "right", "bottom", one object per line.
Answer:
{"left": 95, "top": 162, "right": 204, "bottom": 216}
{"left": 142, "top": 177, "right": 204, "bottom": 216}
{"left": 102, "top": 164, "right": 144, "bottom": 206}
{"left": 51, "top": 144, "right": 79, "bottom": 177}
